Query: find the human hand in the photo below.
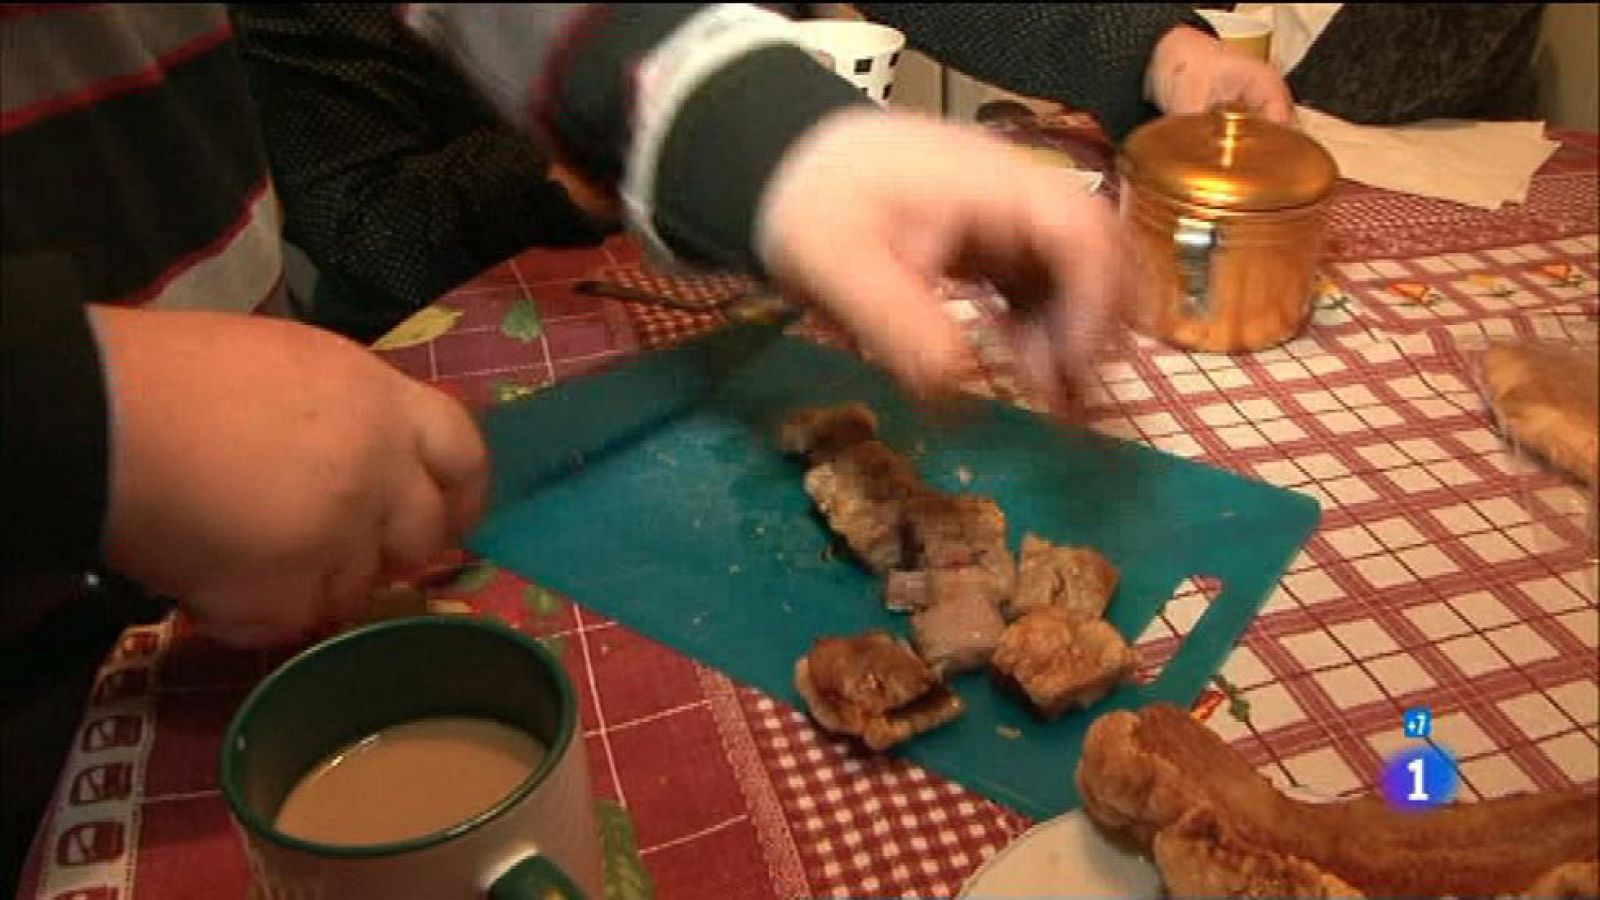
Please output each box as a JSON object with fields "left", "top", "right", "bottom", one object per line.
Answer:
{"left": 755, "top": 109, "right": 1131, "bottom": 413}
{"left": 1145, "top": 25, "right": 1293, "bottom": 124}
{"left": 92, "top": 307, "right": 488, "bottom": 639}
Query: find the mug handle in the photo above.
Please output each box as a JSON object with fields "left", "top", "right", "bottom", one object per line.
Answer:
{"left": 489, "top": 855, "right": 585, "bottom": 900}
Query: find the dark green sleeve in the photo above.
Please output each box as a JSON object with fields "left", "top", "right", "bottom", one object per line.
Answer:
{"left": 856, "top": 3, "right": 1208, "bottom": 141}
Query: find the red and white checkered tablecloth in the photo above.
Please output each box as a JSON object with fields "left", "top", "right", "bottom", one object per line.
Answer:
{"left": 20, "top": 132, "right": 1599, "bottom": 900}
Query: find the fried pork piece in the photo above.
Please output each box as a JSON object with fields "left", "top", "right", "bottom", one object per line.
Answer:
{"left": 1007, "top": 534, "right": 1119, "bottom": 621}
{"left": 793, "top": 632, "right": 965, "bottom": 750}
{"left": 778, "top": 403, "right": 879, "bottom": 464}
{"left": 804, "top": 440, "right": 925, "bottom": 573}
{"left": 991, "top": 608, "right": 1136, "bottom": 719}
{"left": 911, "top": 588, "right": 1007, "bottom": 676}
{"left": 903, "top": 493, "right": 1015, "bottom": 598}
{"left": 886, "top": 563, "right": 1013, "bottom": 613}
{"left": 884, "top": 569, "right": 930, "bottom": 611}
{"left": 1077, "top": 704, "right": 1600, "bottom": 899}
{"left": 1153, "top": 808, "right": 1363, "bottom": 898}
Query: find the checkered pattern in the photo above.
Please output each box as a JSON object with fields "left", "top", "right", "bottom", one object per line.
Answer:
{"left": 592, "top": 262, "right": 761, "bottom": 311}
{"left": 629, "top": 302, "right": 727, "bottom": 351}
{"left": 21, "top": 135, "right": 1600, "bottom": 900}
{"left": 739, "top": 690, "right": 1027, "bottom": 899}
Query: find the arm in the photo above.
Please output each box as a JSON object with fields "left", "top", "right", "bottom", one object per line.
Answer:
{"left": 402, "top": 3, "right": 869, "bottom": 271}
{"left": 408, "top": 3, "right": 1137, "bottom": 410}
{"left": 229, "top": 5, "right": 609, "bottom": 337}
{"left": 2, "top": 256, "right": 110, "bottom": 587}
{"left": 855, "top": 3, "right": 1205, "bottom": 141}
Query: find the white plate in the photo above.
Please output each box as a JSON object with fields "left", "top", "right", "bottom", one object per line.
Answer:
{"left": 959, "top": 788, "right": 1331, "bottom": 898}
{"left": 957, "top": 811, "right": 1160, "bottom": 899}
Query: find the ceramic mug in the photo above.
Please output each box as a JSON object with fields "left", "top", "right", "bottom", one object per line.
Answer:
{"left": 222, "top": 617, "right": 602, "bottom": 900}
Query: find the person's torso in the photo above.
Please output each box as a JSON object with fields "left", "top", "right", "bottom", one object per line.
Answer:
{"left": 1, "top": 3, "right": 284, "bottom": 312}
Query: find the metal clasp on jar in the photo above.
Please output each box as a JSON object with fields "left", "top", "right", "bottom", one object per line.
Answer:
{"left": 1174, "top": 216, "right": 1218, "bottom": 316}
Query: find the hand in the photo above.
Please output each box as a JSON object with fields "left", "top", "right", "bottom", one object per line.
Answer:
{"left": 756, "top": 109, "right": 1131, "bottom": 412}
{"left": 93, "top": 307, "right": 488, "bottom": 638}
{"left": 1145, "top": 25, "right": 1293, "bottom": 123}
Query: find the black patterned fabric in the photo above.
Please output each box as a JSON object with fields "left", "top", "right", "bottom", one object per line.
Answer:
{"left": 858, "top": 4, "right": 1543, "bottom": 136}
{"left": 230, "top": 5, "right": 609, "bottom": 342}
{"left": 857, "top": 3, "right": 1207, "bottom": 141}
{"left": 1287, "top": 4, "right": 1543, "bottom": 125}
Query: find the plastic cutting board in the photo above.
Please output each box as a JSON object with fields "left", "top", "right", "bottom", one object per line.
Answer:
{"left": 471, "top": 334, "right": 1320, "bottom": 820}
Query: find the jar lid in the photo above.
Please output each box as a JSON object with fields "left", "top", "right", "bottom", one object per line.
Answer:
{"left": 1120, "top": 109, "right": 1338, "bottom": 212}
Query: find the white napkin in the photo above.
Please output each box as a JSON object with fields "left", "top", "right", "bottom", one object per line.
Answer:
{"left": 1295, "top": 106, "right": 1560, "bottom": 209}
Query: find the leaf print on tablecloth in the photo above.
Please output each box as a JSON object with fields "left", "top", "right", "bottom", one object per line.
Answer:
{"left": 524, "top": 586, "right": 564, "bottom": 620}
{"left": 1213, "top": 674, "right": 1252, "bottom": 725}
{"left": 450, "top": 561, "right": 498, "bottom": 594}
{"left": 501, "top": 298, "right": 544, "bottom": 342}
{"left": 1467, "top": 273, "right": 1518, "bottom": 299}
{"left": 372, "top": 306, "right": 462, "bottom": 350}
{"left": 597, "top": 799, "right": 655, "bottom": 900}
{"left": 1387, "top": 281, "right": 1439, "bottom": 306}
{"left": 1538, "top": 262, "right": 1585, "bottom": 288}
{"left": 1313, "top": 276, "right": 1352, "bottom": 311}
{"left": 1190, "top": 687, "right": 1225, "bottom": 723}
{"left": 539, "top": 634, "right": 567, "bottom": 659}
{"left": 493, "top": 379, "right": 545, "bottom": 404}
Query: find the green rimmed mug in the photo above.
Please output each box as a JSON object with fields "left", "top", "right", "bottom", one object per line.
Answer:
{"left": 222, "top": 617, "right": 602, "bottom": 899}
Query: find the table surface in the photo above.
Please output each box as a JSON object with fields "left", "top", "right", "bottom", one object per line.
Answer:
{"left": 21, "top": 124, "right": 1599, "bottom": 900}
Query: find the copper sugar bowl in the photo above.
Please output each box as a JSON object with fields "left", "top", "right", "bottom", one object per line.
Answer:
{"left": 1120, "top": 109, "right": 1339, "bottom": 352}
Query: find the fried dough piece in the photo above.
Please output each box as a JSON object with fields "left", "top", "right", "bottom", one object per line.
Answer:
{"left": 1008, "top": 534, "right": 1119, "bottom": 621}
{"left": 911, "top": 589, "right": 1007, "bottom": 676}
{"left": 991, "top": 608, "right": 1137, "bottom": 719}
{"left": 1154, "top": 808, "right": 1362, "bottom": 898}
{"left": 793, "top": 632, "right": 965, "bottom": 750}
{"left": 1481, "top": 341, "right": 1599, "bottom": 486}
{"left": 1525, "top": 861, "right": 1600, "bottom": 898}
{"left": 1077, "top": 704, "right": 1600, "bottom": 898}
{"left": 803, "top": 441, "right": 924, "bottom": 573}
{"left": 778, "top": 403, "right": 879, "bottom": 464}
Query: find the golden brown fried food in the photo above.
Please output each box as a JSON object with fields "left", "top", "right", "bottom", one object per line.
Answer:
{"left": 1481, "top": 341, "right": 1598, "bottom": 486}
{"left": 1008, "top": 534, "right": 1120, "bottom": 621}
{"left": 884, "top": 569, "right": 930, "bottom": 611}
{"left": 778, "top": 403, "right": 880, "bottom": 464}
{"left": 904, "top": 493, "right": 1015, "bottom": 598}
{"left": 794, "top": 632, "right": 965, "bottom": 750}
{"left": 803, "top": 440, "right": 924, "bottom": 573}
{"left": 1525, "top": 861, "right": 1600, "bottom": 898}
{"left": 911, "top": 589, "right": 1007, "bottom": 676}
{"left": 991, "top": 608, "right": 1137, "bottom": 720}
{"left": 1077, "top": 704, "right": 1600, "bottom": 898}
{"left": 1154, "top": 808, "right": 1362, "bottom": 898}
{"left": 887, "top": 564, "right": 1011, "bottom": 613}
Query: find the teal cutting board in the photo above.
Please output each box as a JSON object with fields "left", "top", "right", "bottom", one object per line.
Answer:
{"left": 471, "top": 335, "right": 1319, "bottom": 820}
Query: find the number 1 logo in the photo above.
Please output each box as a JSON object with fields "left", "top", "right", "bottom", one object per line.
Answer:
{"left": 1382, "top": 745, "right": 1457, "bottom": 811}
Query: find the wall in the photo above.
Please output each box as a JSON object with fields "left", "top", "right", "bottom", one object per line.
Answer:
{"left": 1536, "top": 2, "right": 1599, "bottom": 130}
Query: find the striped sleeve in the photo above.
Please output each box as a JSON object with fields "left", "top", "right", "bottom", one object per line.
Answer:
{"left": 3, "top": 5, "right": 282, "bottom": 588}
{"left": 403, "top": 3, "right": 869, "bottom": 273}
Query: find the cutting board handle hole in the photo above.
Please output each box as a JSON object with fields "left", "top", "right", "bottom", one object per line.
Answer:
{"left": 1132, "top": 574, "right": 1224, "bottom": 684}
